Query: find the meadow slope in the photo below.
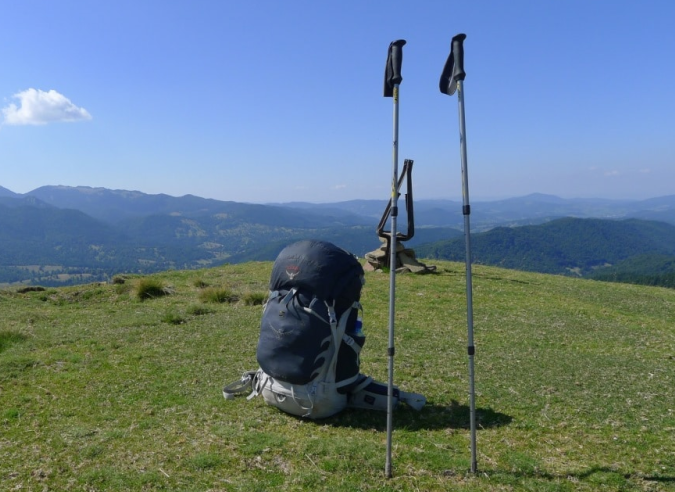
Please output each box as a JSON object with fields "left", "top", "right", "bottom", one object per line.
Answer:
{"left": 1, "top": 261, "right": 674, "bottom": 491}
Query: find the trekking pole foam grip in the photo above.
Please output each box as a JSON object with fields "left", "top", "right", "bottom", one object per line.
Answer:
{"left": 389, "top": 39, "right": 406, "bottom": 85}
{"left": 451, "top": 33, "right": 466, "bottom": 81}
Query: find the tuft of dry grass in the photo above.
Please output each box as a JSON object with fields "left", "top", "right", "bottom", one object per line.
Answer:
{"left": 136, "top": 277, "right": 171, "bottom": 301}
{"left": 199, "top": 286, "right": 237, "bottom": 303}
{"left": 241, "top": 291, "right": 267, "bottom": 306}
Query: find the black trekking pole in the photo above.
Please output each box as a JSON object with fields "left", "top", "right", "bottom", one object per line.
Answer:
{"left": 440, "top": 33, "right": 478, "bottom": 474}
{"left": 383, "top": 38, "right": 405, "bottom": 479}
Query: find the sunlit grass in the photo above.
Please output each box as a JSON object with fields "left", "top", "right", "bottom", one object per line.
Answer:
{"left": 1, "top": 261, "right": 673, "bottom": 490}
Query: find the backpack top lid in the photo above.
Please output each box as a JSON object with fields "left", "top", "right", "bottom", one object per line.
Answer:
{"left": 270, "top": 240, "right": 364, "bottom": 302}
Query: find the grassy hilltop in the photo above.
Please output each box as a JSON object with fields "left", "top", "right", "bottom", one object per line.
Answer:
{"left": 1, "top": 261, "right": 674, "bottom": 491}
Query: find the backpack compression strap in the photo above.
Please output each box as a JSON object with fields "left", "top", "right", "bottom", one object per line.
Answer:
{"left": 341, "top": 302, "right": 364, "bottom": 355}
{"left": 222, "top": 371, "right": 258, "bottom": 400}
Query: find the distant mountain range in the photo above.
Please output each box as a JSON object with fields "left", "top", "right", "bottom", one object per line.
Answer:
{"left": 2, "top": 184, "right": 675, "bottom": 288}
{"left": 277, "top": 193, "right": 675, "bottom": 229}
{"left": 5, "top": 185, "right": 675, "bottom": 228}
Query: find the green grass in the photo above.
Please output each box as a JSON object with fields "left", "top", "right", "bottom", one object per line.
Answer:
{"left": 161, "top": 311, "right": 186, "bottom": 325}
{"left": 192, "top": 278, "right": 209, "bottom": 289}
{"left": 0, "top": 330, "right": 28, "bottom": 353}
{"left": 1, "top": 260, "right": 674, "bottom": 491}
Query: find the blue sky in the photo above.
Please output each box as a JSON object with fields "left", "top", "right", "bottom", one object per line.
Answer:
{"left": 1, "top": 0, "right": 673, "bottom": 203}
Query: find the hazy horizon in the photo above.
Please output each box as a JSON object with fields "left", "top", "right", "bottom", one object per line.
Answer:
{"left": 2, "top": 182, "right": 672, "bottom": 206}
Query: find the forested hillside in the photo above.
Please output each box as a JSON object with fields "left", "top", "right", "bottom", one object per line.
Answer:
{"left": 3, "top": 185, "right": 675, "bottom": 289}
{"left": 0, "top": 199, "right": 460, "bottom": 286}
{"left": 416, "top": 217, "right": 675, "bottom": 287}
{"left": 587, "top": 253, "right": 675, "bottom": 288}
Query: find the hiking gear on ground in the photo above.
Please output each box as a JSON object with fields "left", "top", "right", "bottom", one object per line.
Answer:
{"left": 222, "top": 239, "right": 426, "bottom": 421}
{"left": 223, "top": 371, "right": 426, "bottom": 414}
{"left": 440, "top": 33, "right": 478, "bottom": 474}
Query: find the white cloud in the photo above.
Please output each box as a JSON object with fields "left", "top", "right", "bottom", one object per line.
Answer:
{"left": 604, "top": 170, "right": 620, "bottom": 177}
{"left": 2, "top": 88, "right": 92, "bottom": 125}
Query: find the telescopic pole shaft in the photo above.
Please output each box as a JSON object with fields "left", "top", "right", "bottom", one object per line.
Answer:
{"left": 457, "top": 79, "right": 478, "bottom": 474}
{"left": 439, "top": 33, "right": 477, "bottom": 474}
{"left": 385, "top": 82, "right": 400, "bottom": 479}
{"left": 383, "top": 38, "right": 405, "bottom": 479}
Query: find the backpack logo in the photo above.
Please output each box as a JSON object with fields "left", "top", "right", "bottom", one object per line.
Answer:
{"left": 285, "top": 265, "right": 300, "bottom": 280}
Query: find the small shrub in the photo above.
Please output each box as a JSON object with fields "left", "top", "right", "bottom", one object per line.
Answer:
{"left": 112, "top": 276, "right": 126, "bottom": 285}
{"left": 16, "top": 286, "right": 46, "bottom": 294}
{"left": 136, "top": 278, "right": 169, "bottom": 301}
{"left": 199, "top": 287, "right": 237, "bottom": 304}
{"left": 242, "top": 291, "right": 267, "bottom": 306}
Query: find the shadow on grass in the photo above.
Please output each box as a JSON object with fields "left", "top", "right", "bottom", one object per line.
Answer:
{"left": 480, "top": 466, "right": 675, "bottom": 487}
{"left": 326, "top": 399, "right": 512, "bottom": 431}
{"left": 441, "top": 268, "right": 538, "bottom": 285}
{"left": 575, "top": 467, "right": 674, "bottom": 485}
{"left": 642, "top": 475, "right": 675, "bottom": 483}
